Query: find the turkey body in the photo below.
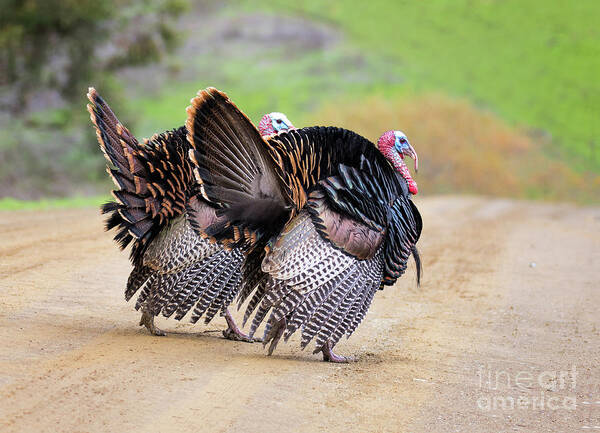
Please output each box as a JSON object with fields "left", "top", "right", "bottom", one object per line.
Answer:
{"left": 87, "top": 89, "right": 251, "bottom": 339}
{"left": 187, "top": 88, "right": 422, "bottom": 361}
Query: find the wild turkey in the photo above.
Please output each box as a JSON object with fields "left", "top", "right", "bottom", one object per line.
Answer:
{"left": 86, "top": 88, "right": 295, "bottom": 339}
{"left": 186, "top": 88, "right": 422, "bottom": 362}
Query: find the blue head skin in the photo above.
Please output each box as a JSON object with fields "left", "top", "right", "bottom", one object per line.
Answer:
{"left": 258, "top": 112, "right": 295, "bottom": 136}
{"left": 270, "top": 112, "right": 294, "bottom": 132}
{"left": 394, "top": 130, "right": 418, "bottom": 172}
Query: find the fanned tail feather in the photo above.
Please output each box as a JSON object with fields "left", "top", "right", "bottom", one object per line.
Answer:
{"left": 186, "top": 87, "right": 291, "bottom": 251}
{"left": 87, "top": 87, "right": 193, "bottom": 263}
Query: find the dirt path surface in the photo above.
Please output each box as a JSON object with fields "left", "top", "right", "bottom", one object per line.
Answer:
{"left": 1, "top": 196, "right": 598, "bottom": 433}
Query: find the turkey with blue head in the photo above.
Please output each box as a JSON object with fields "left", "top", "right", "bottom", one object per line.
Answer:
{"left": 86, "top": 88, "right": 294, "bottom": 340}
{"left": 258, "top": 112, "right": 295, "bottom": 136}
{"left": 186, "top": 88, "right": 422, "bottom": 362}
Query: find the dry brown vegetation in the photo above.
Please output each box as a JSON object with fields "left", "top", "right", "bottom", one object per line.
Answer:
{"left": 310, "top": 95, "right": 599, "bottom": 203}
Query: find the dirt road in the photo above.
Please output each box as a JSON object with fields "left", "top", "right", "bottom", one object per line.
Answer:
{"left": 1, "top": 196, "right": 598, "bottom": 432}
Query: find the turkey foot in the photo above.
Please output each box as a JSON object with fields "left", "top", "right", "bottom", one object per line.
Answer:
{"left": 139, "top": 311, "right": 166, "bottom": 336}
{"left": 222, "top": 309, "right": 260, "bottom": 343}
{"left": 321, "top": 340, "right": 351, "bottom": 363}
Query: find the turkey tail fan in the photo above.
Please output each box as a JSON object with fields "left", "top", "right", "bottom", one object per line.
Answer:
{"left": 87, "top": 87, "right": 148, "bottom": 257}
{"left": 185, "top": 87, "right": 291, "bottom": 250}
{"left": 87, "top": 87, "right": 138, "bottom": 175}
{"left": 87, "top": 87, "right": 193, "bottom": 263}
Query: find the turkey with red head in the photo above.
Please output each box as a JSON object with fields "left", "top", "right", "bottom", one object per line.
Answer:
{"left": 86, "top": 88, "right": 294, "bottom": 339}
{"left": 187, "top": 88, "right": 422, "bottom": 362}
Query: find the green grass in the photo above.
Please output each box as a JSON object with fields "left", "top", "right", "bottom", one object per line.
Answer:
{"left": 5, "top": 1, "right": 597, "bottom": 204}
{"left": 246, "top": 0, "right": 600, "bottom": 171}
{"left": 129, "top": 1, "right": 599, "bottom": 171}
{"left": 0, "top": 195, "right": 109, "bottom": 211}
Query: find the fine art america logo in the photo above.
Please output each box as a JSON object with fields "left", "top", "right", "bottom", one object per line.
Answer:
{"left": 476, "top": 364, "right": 577, "bottom": 411}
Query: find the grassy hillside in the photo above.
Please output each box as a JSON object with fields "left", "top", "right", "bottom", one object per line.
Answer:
{"left": 119, "top": 2, "right": 598, "bottom": 204}
{"left": 2, "top": 1, "right": 597, "bottom": 205}
{"left": 252, "top": 0, "right": 600, "bottom": 171}
{"left": 311, "top": 94, "right": 599, "bottom": 203}
{"left": 130, "top": 0, "right": 599, "bottom": 172}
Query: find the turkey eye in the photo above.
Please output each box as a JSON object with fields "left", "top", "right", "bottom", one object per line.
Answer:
{"left": 276, "top": 119, "right": 282, "bottom": 124}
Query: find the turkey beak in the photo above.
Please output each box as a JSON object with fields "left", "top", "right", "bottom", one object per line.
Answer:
{"left": 404, "top": 142, "right": 418, "bottom": 173}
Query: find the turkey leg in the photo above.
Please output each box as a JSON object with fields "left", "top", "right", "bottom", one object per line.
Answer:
{"left": 139, "top": 310, "right": 166, "bottom": 336}
{"left": 222, "top": 308, "right": 260, "bottom": 343}
{"left": 321, "top": 340, "right": 351, "bottom": 363}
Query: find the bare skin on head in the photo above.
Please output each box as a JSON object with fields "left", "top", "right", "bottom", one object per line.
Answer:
{"left": 377, "top": 130, "right": 419, "bottom": 195}
{"left": 258, "top": 112, "right": 295, "bottom": 136}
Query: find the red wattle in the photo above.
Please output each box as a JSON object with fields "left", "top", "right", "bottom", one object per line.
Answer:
{"left": 380, "top": 144, "right": 418, "bottom": 195}
{"left": 396, "top": 158, "right": 418, "bottom": 195}
{"left": 408, "top": 179, "right": 418, "bottom": 195}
